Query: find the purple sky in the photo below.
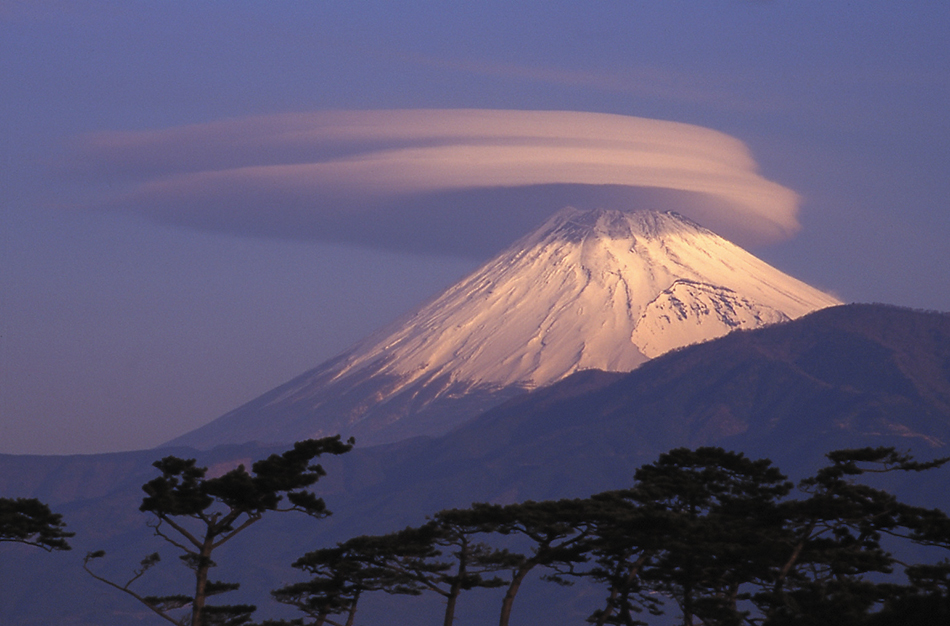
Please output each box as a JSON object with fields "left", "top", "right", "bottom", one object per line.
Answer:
{"left": 2, "top": 2, "right": 949, "bottom": 455}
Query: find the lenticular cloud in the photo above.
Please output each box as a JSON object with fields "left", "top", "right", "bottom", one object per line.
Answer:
{"left": 66, "top": 110, "right": 801, "bottom": 256}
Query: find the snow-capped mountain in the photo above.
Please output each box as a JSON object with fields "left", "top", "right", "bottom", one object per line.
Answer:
{"left": 168, "top": 208, "right": 839, "bottom": 449}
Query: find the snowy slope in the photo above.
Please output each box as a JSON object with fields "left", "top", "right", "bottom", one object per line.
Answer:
{"left": 330, "top": 207, "right": 838, "bottom": 387}
{"left": 169, "top": 208, "right": 840, "bottom": 449}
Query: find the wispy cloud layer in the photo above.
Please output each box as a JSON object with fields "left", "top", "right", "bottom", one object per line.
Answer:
{"left": 64, "top": 110, "right": 801, "bottom": 257}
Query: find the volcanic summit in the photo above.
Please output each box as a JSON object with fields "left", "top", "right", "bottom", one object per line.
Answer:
{"left": 168, "top": 207, "right": 840, "bottom": 449}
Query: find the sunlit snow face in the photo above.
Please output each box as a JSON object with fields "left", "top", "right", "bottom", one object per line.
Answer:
{"left": 62, "top": 109, "right": 800, "bottom": 257}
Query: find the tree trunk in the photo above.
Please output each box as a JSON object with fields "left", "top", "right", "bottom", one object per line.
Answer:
{"left": 444, "top": 588, "right": 461, "bottom": 626}
{"left": 499, "top": 563, "right": 534, "bottom": 626}
{"left": 768, "top": 520, "right": 817, "bottom": 619}
{"left": 191, "top": 540, "right": 214, "bottom": 626}
{"left": 442, "top": 536, "right": 469, "bottom": 626}
{"left": 595, "top": 586, "right": 619, "bottom": 626}
{"left": 343, "top": 589, "right": 361, "bottom": 626}
{"left": 613, "top": 553, "right": 651, "bottom": 626}
{"left": 681, "top": 580, "right": 693, "bottom": 626}
{"left": 444, "top": 575, "right": 463, "bottom": 626}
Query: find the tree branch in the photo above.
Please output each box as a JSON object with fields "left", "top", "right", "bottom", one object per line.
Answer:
{"left": 149, "top": 519, "right": 196, "bottom": 555}
{"left": 212, "top": 512, "right": 261, "bottom": 549}
{"left": 83, "top": 553, "right": 184, "bottom": 626}
{"left": 152, "top": 514, "right": 203, "bottom": 550}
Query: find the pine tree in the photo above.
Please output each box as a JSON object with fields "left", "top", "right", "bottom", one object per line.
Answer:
{"left": 274, "top": 532, "right": 427, "bottom": 626}
{"left": 84, "top": 436, "right": 353, "bottom": 626}
{"left": 612, "top": 448, "right": 791, "bottom": 626}
{"left": 464, "top": 499, "right": 594, "bottom": 626}
{"left": 581, "top": 491, "right": 666, "bottom": 626}
{"left": 757, "top": 447, "right": 950, "bottom": 626}
{"left": 0, "top": 497, "right": 73, "bottom": 551}
{"left": 277, "top": 509, "right": 510, "bottom": 626}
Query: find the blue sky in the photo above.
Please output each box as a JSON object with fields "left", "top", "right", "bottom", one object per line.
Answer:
{"left": 2, "top": 1, "right": 949, "bottom": 454}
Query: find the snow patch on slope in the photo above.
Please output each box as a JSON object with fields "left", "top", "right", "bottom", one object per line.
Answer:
{"left": 632, "top": 280, "right": 790, "bottom": 358}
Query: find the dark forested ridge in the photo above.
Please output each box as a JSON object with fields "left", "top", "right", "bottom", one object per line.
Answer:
{"left": 449, "top": 303, "right": 950, "bottom": 478}
{"left": 2, "top": 304, "right": 949, "bottom": 624}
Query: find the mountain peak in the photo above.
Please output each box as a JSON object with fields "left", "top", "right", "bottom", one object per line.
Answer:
{"left": 530, "top": 207, "right": 703, "bottom": 245}
{"left": 170, "top": 208, "right": 840, "bottom": 449}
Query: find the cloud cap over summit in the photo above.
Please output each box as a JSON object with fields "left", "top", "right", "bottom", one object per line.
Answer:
{"left": 63, "top": 110, "right": 801, "bottom": 257}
